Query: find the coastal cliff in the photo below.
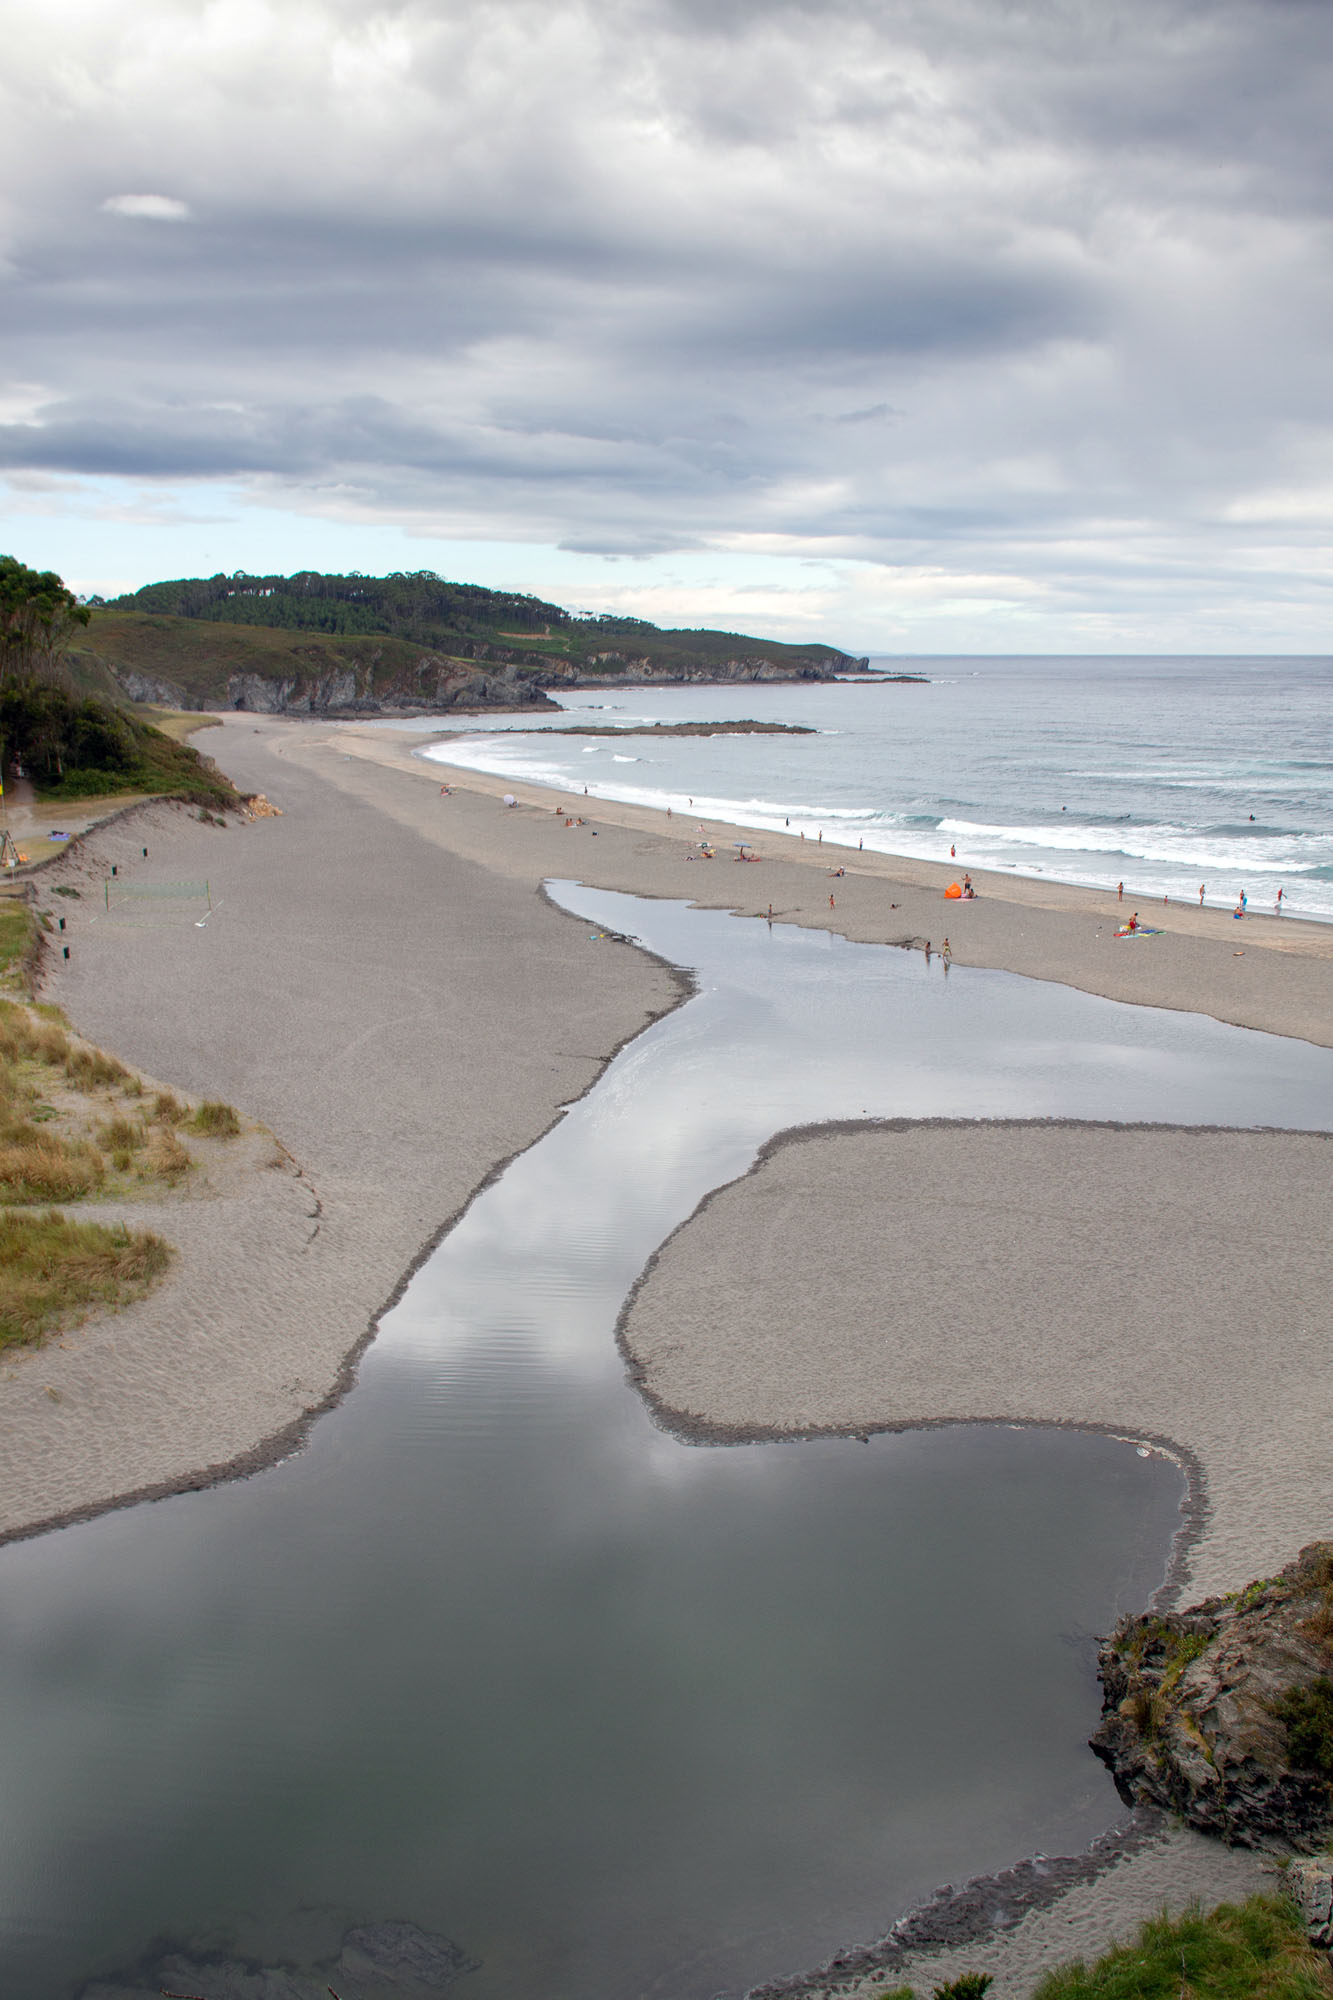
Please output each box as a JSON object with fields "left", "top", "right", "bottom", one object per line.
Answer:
{"left": 73, "top": 570, "right": 866, "bottom": 716}
{"left": 1092, "top": 1542, "right": 1333, "bottom": 1848}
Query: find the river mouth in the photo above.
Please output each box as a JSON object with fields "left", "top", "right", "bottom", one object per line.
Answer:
{"left": 3, "top": 887, "right": 1331, "bottom": 2000}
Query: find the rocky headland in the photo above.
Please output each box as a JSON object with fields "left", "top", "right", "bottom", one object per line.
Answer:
{"left": 1092, "top": 1542, "right": 1333, "bottom": 1849}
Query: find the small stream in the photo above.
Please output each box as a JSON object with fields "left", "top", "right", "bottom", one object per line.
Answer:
{"left": 2, "top": 887, "right": 1331, "bottom": 2000}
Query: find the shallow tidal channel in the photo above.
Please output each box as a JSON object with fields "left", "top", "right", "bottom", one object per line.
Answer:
{"left": 3, "top": 888, "right": 1332, "bottom": 2000}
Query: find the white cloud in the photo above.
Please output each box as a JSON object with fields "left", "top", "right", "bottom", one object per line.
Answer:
{"left": 101, "top": 193, "right": 190, "bottom": 220}
{"left": 0, "top": 0, "right": 1324, "bottom": 643}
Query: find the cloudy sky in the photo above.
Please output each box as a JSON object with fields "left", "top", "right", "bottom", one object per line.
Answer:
{"left": 1, "top": 0, "right": 1331, "bottom": 649}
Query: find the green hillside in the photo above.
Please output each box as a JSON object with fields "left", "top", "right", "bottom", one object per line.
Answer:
{"left": 76, "top": 569, "right": 862, "bottom": 714}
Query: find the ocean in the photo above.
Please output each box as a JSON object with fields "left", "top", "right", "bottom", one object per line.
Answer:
{"left": 412, "top": 655, "right": 1333, "bottom": 922}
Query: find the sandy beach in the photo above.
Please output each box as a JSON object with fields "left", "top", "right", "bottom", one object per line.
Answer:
{"left": 4, "top": 710, "right": 1331, "bottom": 1998}
{"left": 0, "top": 718, "right": 684, "bottom": 1543}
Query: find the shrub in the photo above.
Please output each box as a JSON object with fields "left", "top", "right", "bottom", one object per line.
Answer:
{"left": 99, "top": 1116, "right": 143, "bottom": 1153}
{"left": 1278, "top": 1677, "right": 1333, "bottom": 1775}
{"left": 152, "top": 1090, "right": 186, "bottom": 1125}
{"left": 934, "top": 1979, "right": 992, "bottom": 2000}
{"left": 64, "top": 1045, "right": 129, "bottom": 1089}
{"left": 191, "top": 1099, "right": 241, "bottom": 1137}
{"left": 142, "top": 1129, "right": 191, "bottom": 1180}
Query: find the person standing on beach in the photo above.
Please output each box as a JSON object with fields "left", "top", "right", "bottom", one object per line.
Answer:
{"left": 1276, "top": 887, "right": 1284, "bottom": 911}
{"left": 1118, "top": 882, "right": 1124, "bottom": 900}
{"left": 1199, "top": 884, "right": 1205, "bottom": 906}
{"left": 1240, "top": 889, "right": 1248, "bottom": 913}
{"left": 941, "top": 937, "right": 951, "bottom": 962}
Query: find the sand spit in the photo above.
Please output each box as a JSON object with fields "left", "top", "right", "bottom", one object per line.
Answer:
{"left": 621, "top": 1119, "right": 1333, "bottom": 1604}
{"left": 0, "top": 721, "right": 682, "bottom": 1543}
{"left": 619, "top": 1116, "right": 1332, "bottom": 1997}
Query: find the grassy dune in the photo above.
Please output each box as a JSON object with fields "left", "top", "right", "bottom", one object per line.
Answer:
{"left": 0, "top": 988, "right": 243, "bottom": 1349}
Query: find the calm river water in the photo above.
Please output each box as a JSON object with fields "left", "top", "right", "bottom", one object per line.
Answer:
{"left": 2, "top": 887, "right": 1331, "bottom": 2000}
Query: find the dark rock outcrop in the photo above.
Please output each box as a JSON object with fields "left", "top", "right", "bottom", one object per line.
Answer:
{"left": 1092, "top": 1542, "right": 1333, "bottom": 1848}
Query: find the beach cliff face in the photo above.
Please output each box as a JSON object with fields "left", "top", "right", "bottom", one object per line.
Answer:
{"left": 111, "top": 656, "right": 563, "bottom": 716}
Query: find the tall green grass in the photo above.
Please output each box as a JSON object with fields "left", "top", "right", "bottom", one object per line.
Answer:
{"left": 0, "top": 1208, "right": 171, "bottom": 1349}
{"left": 1026, "top": 1897, "right": 1331, "bottom": 2000}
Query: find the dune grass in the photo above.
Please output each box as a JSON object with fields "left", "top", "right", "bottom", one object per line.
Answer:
{"left": 191, "top": 1099, "right": 241, "bottom": 1137}
{"left": 0, "top": 1207, "right": 172, "bottom": 1350}
{"left": 1025, "top": 1896, "right": 1332, "bottom": 1999}
{"left": 0, "top": 999, "right": 209, "bottom": 1200}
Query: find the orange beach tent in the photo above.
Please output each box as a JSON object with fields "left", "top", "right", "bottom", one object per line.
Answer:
{"left": 944, "top": 881, "right": 963, "bottom": 899}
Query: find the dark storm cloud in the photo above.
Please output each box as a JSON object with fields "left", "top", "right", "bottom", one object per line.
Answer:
{"left": 2, "top": 0, "right": 1332, "bottom": 612}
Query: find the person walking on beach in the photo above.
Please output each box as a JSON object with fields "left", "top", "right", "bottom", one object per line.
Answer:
{"left": 1276, "top": 886, "right": 1284, "bottom": 911}
{"left": 829, "top": 892, "right": 836, "bottom": 908}
{"left": 941, "top": 937, "right": 951, "bottom": 962}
